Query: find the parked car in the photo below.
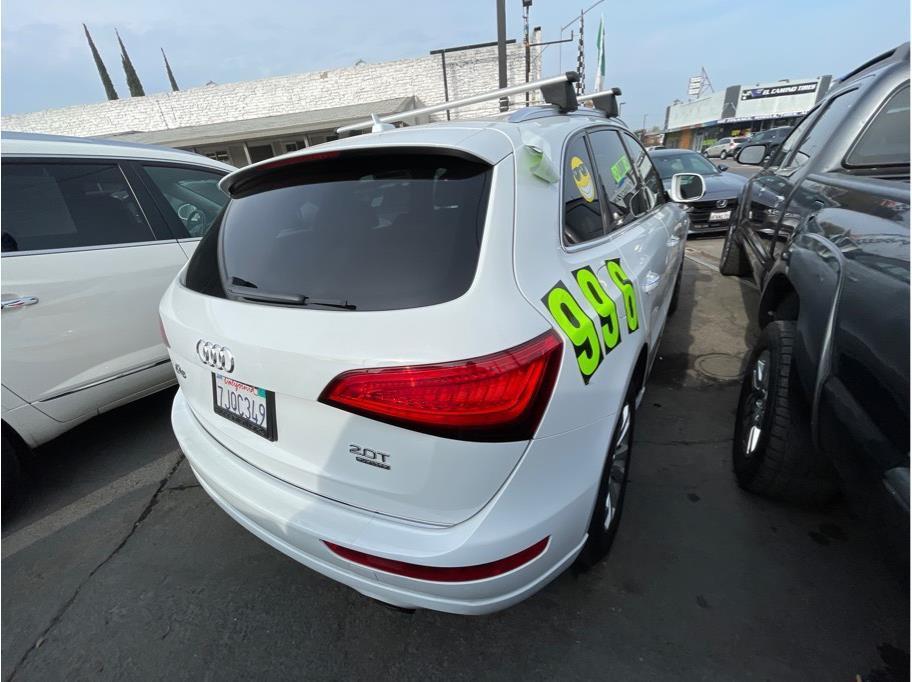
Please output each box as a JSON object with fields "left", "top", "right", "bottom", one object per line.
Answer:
{"left": 1, "top": 132, "right": 232, "bottom": 497}
{"left": 719, "top": 43, "right": 909, "bottom": 528}
{"left": 704, "top": 136, "right": 751, "bottom": 159}
{"left": 160, "top": 81, "right": 707, "bottom": 614}
{"left": 650, "top": 148, "right": 748, "bottom": 235}
{"left": 746, "top": 125, "right": 792, "bottom": 147}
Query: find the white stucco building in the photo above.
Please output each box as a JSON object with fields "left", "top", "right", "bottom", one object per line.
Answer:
{"left": 2, "top": 37, "right": 540, "bottom": 166}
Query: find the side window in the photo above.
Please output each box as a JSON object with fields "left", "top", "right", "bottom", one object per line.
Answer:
{"left": 846, "top": 83, "right": 910, "bottom": 167}
{"left": 1, "top": 162, "right": 152, "bottom": 253}
{"left": 562, "top": 136, "right": 605, "bottom": 245}
{"left": 142, "top": 165, "right": 228, "bottom": 238}
{"left": 772, "top": 109, "right": 820, "bottom": 166}
{"left": 786, "top": 89, "right": 861, "bottom": 168}
{"left": 619, "top": 132, "right": 664, "bottom": 213}
{"left": 587, "top": 130, "right": 639, "bottom": 231}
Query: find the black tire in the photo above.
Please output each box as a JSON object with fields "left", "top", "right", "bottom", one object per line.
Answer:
{"left": 2, "top": 432, "right": 23, "bottom": 509}
{"left": 733, "top": 321, "right": 839, "bottom": 505}
{"left": 668, "top": 259, "right": 684, "bottom": 316}
{"left": 719, "top": 223, "right": 750, "bottom": 276}
{"left": 720, "top": 150, "right": 727, "bottom": 159}
{"left": 578, "top": 391, "right": 636, "bottom": 568}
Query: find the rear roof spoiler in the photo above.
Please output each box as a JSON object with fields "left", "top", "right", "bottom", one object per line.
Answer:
{"left": 218, "top": 145, "right": 495, "bottom": 198}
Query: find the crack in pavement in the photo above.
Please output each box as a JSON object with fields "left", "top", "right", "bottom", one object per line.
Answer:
{"left": 6, "top": 454, "right": 184, "bottom": 681}
{"left": 163, "top": 483, "right": 201, "bottom": 492}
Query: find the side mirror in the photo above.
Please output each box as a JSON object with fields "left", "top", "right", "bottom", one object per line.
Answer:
{"left": 717, "top": 164, "right": 728, "bottom": 172}
{"left": 669, "top": 173, "right": 706, "bottom": 202}
{"left": 737, "top": 144, "right": 768, "bottom": 166}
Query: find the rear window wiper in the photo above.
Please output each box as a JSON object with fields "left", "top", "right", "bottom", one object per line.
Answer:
{"left": 228, "top": 280, "right": 356, "bottom": 309}
{"left": 304, "top": 298, "right": 357, "bottom": 310}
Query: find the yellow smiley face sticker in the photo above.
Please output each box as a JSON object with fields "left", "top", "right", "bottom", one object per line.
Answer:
{"left": 570, "top": 156, "right": 596, "bottom": 203}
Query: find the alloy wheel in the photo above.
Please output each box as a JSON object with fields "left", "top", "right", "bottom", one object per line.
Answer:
{"left": 604, "top": 403, "right": 632, "bottom": 530}
{"left": 742, "top": 350, "right": 770, "bottom": 456}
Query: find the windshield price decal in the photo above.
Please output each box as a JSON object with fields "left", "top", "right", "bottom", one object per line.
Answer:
{"left": 543, "top": 261, "right": 639, "bottom": 383}
{"left": 610, "top": 154, "right": 632, "bottom": 183}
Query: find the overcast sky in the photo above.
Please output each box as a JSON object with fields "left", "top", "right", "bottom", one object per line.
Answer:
{"left": 2, "top": 0, "right": 909, "bottom": 128}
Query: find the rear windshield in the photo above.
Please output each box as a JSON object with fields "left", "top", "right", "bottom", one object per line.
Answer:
{"left": 187, "top": 153, "right": 492, "bottom": 311}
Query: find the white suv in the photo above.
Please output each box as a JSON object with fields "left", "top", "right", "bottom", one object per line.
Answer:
{"left": 161, "top": 89, "right": 705, "bottom": 614}
{"left": 1, "top": 133, "right": 232, "bottom": 494}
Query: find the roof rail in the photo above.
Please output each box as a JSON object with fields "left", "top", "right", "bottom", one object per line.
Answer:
{"left": 838, "top": 42, "right": 910, "bottom": 84}
{"left": 337, "top": 72, "right": 580, "bottom": 134}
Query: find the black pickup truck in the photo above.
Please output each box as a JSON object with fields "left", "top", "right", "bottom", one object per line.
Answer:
{"left": 719, "top": 43, "right": 910, "bottom": 526}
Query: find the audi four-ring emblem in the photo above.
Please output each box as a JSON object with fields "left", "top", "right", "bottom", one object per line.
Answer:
{"left": 197, "top": 340, "right": 235, "bottom": 373}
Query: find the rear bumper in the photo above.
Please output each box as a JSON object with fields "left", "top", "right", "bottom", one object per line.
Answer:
{"left": 171, "top": 390, "right": 598, "bottom": 614}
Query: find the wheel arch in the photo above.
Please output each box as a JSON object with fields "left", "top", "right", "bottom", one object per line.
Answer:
{"left": 758, "top": 272, "right": 800, "bottom": 328}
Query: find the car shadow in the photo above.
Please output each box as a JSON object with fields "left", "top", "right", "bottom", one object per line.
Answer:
{"left": 3, "top": 388, "right": 179, "bottom": 532}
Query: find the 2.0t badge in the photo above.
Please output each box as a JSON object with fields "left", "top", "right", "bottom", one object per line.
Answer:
{"left": 350, "top": 444, "right": 391, "bottom": 470}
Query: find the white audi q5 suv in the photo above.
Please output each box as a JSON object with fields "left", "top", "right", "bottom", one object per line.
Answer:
{"left": 160, "top": 78, "right": 705, "bottom": 614}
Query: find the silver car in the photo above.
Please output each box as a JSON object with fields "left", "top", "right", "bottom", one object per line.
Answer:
{"left": 703, "top": 136, "right": 750, "bottom": 159}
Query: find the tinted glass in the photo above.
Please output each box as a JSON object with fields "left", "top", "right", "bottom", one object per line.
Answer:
{"left": 1, "top": 162, "right": 151, "bottom": 253}
{"left": 143, "top": 165, "right": 228, "bottom": 238}
{"left": 651, "top": 151, "right": 719, "bottom": 178}
{"left": 620, "top": 132, "right": 664, "bottom": 212}
{"left": 789, "top": 89, "right": 861, "bottom": 168}
{"left": 586, "top": 130, "right": 641, "bottom": 230}
{"left": 846, "top": 84, "right": 910, "bottom": 167}
{"left": 562, "top": 136, "right": 605, "bottom": 244}
{"left": 214, "top": 153, "right": 491, "bottom": 311}
{"left": 773, "top": 110, "right": 820, "bottom": 166}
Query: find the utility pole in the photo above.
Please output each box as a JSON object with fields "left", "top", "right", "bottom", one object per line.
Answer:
{"left": 523, "top": 0, "right": 532, "bottom": 105}
{"left": 576, "top": 10, "right": 585, "bottom": 95}
{"left": 496, "top": 0, "right": 508, "bottom": 111}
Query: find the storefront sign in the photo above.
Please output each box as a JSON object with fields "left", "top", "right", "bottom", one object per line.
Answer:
{"left": 740, "top": 82, "right": 818, "bottom": 101}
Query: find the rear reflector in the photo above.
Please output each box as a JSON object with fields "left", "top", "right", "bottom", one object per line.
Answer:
{"left": 318, "top": 331, "right": 562, "bottom": 441}
{"left": 324, "top": 537, "right": 549, "bottom": 582}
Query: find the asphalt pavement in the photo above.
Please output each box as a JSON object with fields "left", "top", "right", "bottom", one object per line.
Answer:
{"left": 2, "top": 238, "right": 908, "bottom": 681}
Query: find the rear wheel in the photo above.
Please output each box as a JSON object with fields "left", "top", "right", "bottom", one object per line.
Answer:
{"left": 578, "top": 392, "right": 635, "bottom": 567}
{"left": 719, "top": 223, "right": 750, "bottom": 276}
{"left": 733, "top": 321, "right": 839, "bottom": 505}
{"left": 720, "top": 150, "right": 728, "bottom": 159}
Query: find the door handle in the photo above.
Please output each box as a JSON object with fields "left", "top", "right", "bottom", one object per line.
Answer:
{"left": 666, "top": 236, "right": 681, "bottom": 246}
{"left": 1, "top": 296, "right": 39, "bottom": 310}
{"left": 643, "top": 272, "right": 663, "bottom": 292}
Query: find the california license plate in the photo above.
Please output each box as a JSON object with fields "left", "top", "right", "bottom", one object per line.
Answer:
{"left": 212, "top": 373, "right": 277, "bottom": 440}
{"left": 709, "top": 210, "right": 732, "bottom": 222}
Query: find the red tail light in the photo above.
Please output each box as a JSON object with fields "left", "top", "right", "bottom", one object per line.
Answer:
{"left": 318, "top": 331, "right": 562, "bottom": 442}
{"left": 158, "top": 314, "right": 170, "bottom": 348}
{"left": 324, "top": 537, "right": 549, "bottom": 582}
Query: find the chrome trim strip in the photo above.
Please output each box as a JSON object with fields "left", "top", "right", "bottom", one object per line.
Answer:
{"left": 38, "top": 358, "right": 172, "bottom": 403}
{"left": 2, "top": 240, "right": 172, "bottom": 258}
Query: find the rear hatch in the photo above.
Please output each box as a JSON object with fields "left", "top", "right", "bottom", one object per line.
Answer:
{"left": 161, "top": 146, "right": 556, "bottom": 526}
